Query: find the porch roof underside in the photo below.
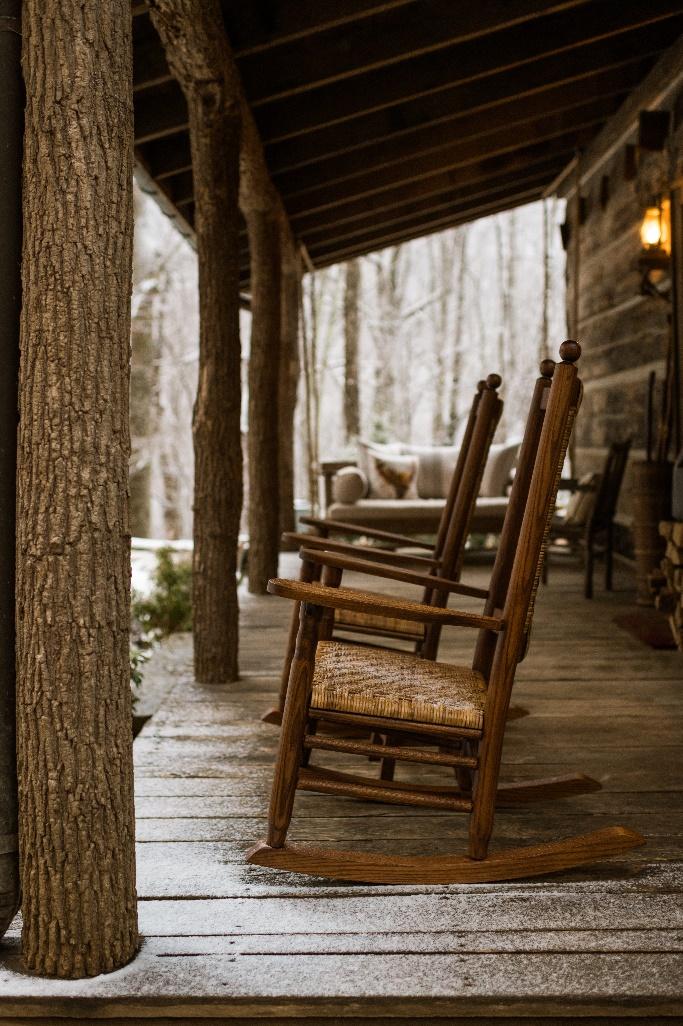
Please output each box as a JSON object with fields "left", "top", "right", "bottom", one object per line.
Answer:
{"left": 132, "top": 1, "right": 683, "bottom": 279}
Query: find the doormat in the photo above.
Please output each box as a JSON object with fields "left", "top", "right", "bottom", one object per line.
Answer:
{"left": 613, "top": 610, "right": 677, "bottom": 650}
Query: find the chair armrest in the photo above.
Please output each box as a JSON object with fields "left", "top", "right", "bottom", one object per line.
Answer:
{"left": 267, "top": 578, "right": 503, "bottom": 631}
{"left": 299, "top": 547, "right": 489, "bottom": 601}
{"left": 298, "top": 515, "right": 434, "bottom": 550}
{"left": 281, "top": 533, "right": 441, "bottom": 569}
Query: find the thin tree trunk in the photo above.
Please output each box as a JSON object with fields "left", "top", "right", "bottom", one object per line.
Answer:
{"left": 17, "top": 0, "right": 138, "bottom": 977}
{"left": 247, "top": 207, "right": 281, "bottom": 593}
{"left": 447, "top": 228, "right": 468, "bottom": 441}
{"left": 149, "top": 0, "right": 243, "bottom": 682}
{"left": 278, "top": 231, "right": 300, "bottom": 538}
{"left": 343, "top": 259, "right": 361, "bottom": 442}
{"left": 129, "top": 283, "right": 156, "bottom": 538}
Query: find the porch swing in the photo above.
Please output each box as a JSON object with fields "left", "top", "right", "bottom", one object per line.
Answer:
{"left": 247, "top": 341, "right": 644, "bottom": 883}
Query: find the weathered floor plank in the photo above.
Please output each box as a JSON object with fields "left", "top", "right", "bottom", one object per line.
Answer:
{"left": 1, "top": 558, "right": 681, "bottom": 1019}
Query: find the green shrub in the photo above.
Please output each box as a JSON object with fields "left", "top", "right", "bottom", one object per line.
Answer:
{"left": 132, "top": 547, "right": 192, "bottom": 639}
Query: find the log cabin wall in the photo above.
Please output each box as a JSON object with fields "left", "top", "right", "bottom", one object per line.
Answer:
{"left": 560, "top": 38, "right": 683, "bottom": 551}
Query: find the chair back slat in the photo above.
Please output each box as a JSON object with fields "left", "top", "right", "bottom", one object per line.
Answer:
{"left": 482, "top": 342, "right": 582, "bottom": 713}
{"left": 420, "top": 376, "right": 502, "bottom": 657}
{"left": 522, "top": 384, "right": 582, "bottom": 643}
{"left": 432, "top": 381, "right": 486, "bottom": 560}
{"left": 473, "top": 360, "right": 554, "bottom": 676}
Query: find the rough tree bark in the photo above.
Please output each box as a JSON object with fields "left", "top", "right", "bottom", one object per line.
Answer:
{"left": 149, "top": 0, "right": 243, "bottom": 682}
{"left": 278, "top": 230, "right": 301, "bottom": 538}
{"left": 247, "top": 205, "right": 282, "bottom": 592}
{"left": 343, "top": 259, "right": 361, "bottom": 442}
{"left": 0, "top": 0, "right": 22, "bottom": 942}
{"left": 17, "top": 0, "right": 138, "bottom": 977}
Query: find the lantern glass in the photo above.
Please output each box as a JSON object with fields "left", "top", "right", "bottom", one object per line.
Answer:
{"left": 640, "top": 200, "right": 671, "bottom": 253}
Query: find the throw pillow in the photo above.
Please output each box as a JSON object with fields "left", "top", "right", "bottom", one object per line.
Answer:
{"left": 402, "top": 444, "right": 459, "bottom": 498}
{"left": 366, "top": 451, "right": 419, "bottom": 499}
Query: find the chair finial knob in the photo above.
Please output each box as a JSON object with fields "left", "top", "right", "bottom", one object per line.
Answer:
{"left": 559, "top": 340, "right": 581, "bottom": 363}
{"left": 540, "top": 358, "right": 555, "bottom": 378}
{"left": 477, "top": 379, "right": 486, "bottom": 392}
{"left": 486, "top": 373, "right": 502, "bottom": 390}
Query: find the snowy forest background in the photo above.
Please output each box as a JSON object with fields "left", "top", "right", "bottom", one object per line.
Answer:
{"left": 130, "top": 183, "right": 567, "bottom": 540}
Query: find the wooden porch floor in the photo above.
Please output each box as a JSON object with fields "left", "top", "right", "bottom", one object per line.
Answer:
{"left": 1, "top": 554, "right": 682, "bottom": 1022}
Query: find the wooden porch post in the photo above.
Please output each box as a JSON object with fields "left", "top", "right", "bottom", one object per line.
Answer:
{"left": 0, "top": 0, "right": 22, "bottom": 941}
{"left": 17, "top": 0, "right": 138, "bottom": 976}
{"left": 246, "top": 204, "right": 282, "bottom": 592}
{"left": 149, "top": 0, "right": 243, "bottom": 683}
{"left": 279, "top": 230, "right": 301, "bottom": 538}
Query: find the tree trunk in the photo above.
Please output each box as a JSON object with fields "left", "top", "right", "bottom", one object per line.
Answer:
{"left": 278, "top": 231, "right": 300, "bottom": 538}
{"left": 129, "top": 286, "right": 156, "bottom": 539}
{"left": 247, "top": 207, "right": 281, "bottom": 593}
{"left": 343, "top": 259, "right": 361, "bottom": 442}
{"left": 0, "top": 0, "right": 22, "bottom": 943}
{"left": 447, "top": 227, "right": 468, "bottom": 441}
{"left": 17, "top": 0, "right": 138, "bottom": 977}
{"left": 149, "top": 0, "right": 243, "bottom": 683}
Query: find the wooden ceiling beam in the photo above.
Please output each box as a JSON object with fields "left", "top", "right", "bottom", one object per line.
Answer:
{"left": 134, "top": 79, "right": 188, "bottom": 144}
{"left": 140, "top": 131, "right": 192, "bottom": 180}
{"left": 241, "top": 0, "right": 589, "bottom": 106}
{"left": 254, "top": 2, "right": 683, "bottom": 143}
{"left": 288, "top": 136, "right": 578, "bottom": 235}
{"left": 222, "top": 1, "right": 416, "bottom": 57}
{"left": 284, "top": 108, "right": 611, "bottom": 219}
{"left": 301, "top": 164, "right": 565, "bottom": 249}
{"left": 309, "top": 187, "right": 546, "bottom": 267}
{"left": 274, "top": 78, "right": 634, "bottom": 198}
{"left": 265, "top": 29, "right": 666, "bottom": 175}
{"left": 133, "top": 18, "right": 172, "bottom": 91}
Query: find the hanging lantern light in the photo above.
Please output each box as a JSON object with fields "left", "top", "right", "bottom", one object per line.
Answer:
{"left": 639, "top": 198, "right": 670, "bottom": 256}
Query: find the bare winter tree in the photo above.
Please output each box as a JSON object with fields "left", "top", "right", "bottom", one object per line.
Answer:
{"left": 343, "top": 259, "right": 361, "bottom": 442}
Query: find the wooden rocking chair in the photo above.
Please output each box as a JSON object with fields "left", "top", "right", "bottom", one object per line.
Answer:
{"left": 262, "top": 373, "right": 504, "bottom": 725}
{"left": 247, "top": 342, "right": 644, "bottom": 883}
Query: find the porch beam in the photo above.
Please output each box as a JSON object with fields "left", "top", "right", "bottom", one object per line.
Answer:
{"left": 304, "top": 166, "right": 563, "bottom": 252}
{"left": 240, "top": 0, "right": 591, "bottom": 106}
{"left": 0, "top": 0, "right": 21, "bottom": 943}
{"left": 148, "top": 0, "right": 247, "bottom": 683}
{"left": 255, "top": 2, "right": 682, "bottom": 143}
{"left": 274, "top": 83, "right": 632, "bottom": 199}
{"left": 226, "top": 1, "right": 416, "bottom": 57}
{"left": 287, "top": 132, "right": 591, "bottom": 231}
{"left": 283, "top": 108, "right": 618, "bottom": 217}
{"left": 17, "top": 0, "right": 138, "bottom": 976}
{"left": 264, "top": 39, "right": 663, "bottom": 174}
{"left": 149, "top": 1, "right": 297, "bottom": 607}
{"left": 308, "top": 186, "right": 546, "bottom": 268}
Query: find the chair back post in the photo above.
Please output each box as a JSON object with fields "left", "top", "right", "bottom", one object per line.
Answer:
{"left": 421, "top": 375, "right": 502, "bottom": 659}
{"left": 473, "top": 359, "right": 555, "bottom": 676}
{"left": 432, "top": 380, "right": 487, "bottom": 559}
{"left": 469, "top": 342, "right": 581, "bottom": 860}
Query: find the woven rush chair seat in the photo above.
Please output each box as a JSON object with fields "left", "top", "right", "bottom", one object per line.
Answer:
{"left": 311, "top": 640, "right": 486, "bottom": 730}
{"left": 334, "top": 606, "right": 423, "bottom": 638}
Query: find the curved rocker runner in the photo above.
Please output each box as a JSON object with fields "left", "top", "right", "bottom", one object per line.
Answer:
{"left": 247, "top": 343, "right": 645, "bottom": 884}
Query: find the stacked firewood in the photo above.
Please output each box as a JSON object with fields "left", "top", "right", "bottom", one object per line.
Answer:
{"left": 651, "top": 521, "right": 683, "bottom": 650}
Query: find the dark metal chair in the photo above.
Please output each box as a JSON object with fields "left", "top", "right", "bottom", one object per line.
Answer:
{"left": 546, "top": 439, "right": 632, "bottom": 598}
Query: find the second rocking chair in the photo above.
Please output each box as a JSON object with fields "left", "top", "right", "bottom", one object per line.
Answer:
{"left": 248, "top": 342, "right": 644, "bottom": 883}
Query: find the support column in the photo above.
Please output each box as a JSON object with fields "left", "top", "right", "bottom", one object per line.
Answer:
{"left": 17, "top": 0, "right": 138, "bottom": 976}
{"left": 149, "top": 0, "right": 243, "bottom": 683}
{"left": 247, "top": 205, "right": 282, "bottom": 593}
{"left": 0, "top": 0, "right": 22, "bottom": 941}
{"left": 278, "top": 229, "right": 301, "bottom": 539}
